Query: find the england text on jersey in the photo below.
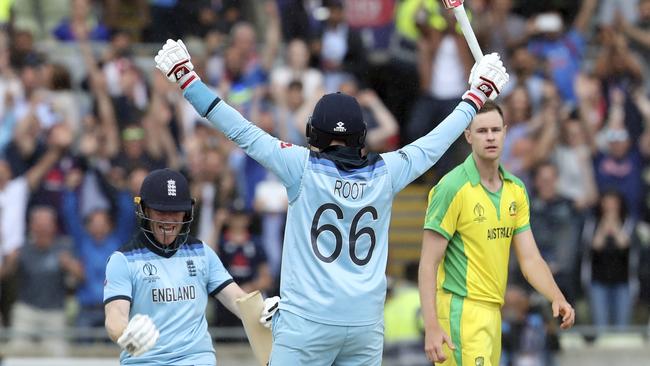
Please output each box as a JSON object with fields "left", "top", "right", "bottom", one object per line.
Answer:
{"left": 151, "top": 285, "right": 196, "bottom": 303}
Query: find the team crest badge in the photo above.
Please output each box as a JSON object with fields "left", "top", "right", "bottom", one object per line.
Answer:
{"left": 473, "top": 203, "right": 486, "bottom": 223}
{"left": 167, "top": 179, "right": 177, "bottom": 196}
{"left": 509, "top": 201, "right": 517, "bottom": 216}
{"left": 475, "top": 356, "right": 484, "bottom": 366}
{"left": 186, "top": 260, "right": 197, "bottom": 277}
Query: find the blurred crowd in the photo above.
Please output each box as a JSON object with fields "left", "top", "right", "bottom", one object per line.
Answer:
{"left": 0, "top": 0, "right": 648, "bottom": 363}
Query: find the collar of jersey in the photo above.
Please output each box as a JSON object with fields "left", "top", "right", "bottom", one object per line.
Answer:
{"left": 462, "top": 154, "right": 516, "bottom": 187}
{"left": 319, "top": 146, "right": 370, "bottom": 170}
{"left": 139, "top": 232, "right": 179, "bottom": 258}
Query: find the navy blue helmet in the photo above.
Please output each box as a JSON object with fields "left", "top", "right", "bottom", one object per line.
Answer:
{"left": 135, "top": 169, "right": 194, "bottom": 252}
{"left": 306, "top": 92, "right": 367, "bottom": 149}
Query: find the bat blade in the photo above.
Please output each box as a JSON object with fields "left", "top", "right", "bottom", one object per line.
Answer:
{"left": 450, "top": 3, "right": 483, "bottom": 62}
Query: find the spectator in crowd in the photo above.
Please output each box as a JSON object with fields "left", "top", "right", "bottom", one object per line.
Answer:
{"left": 533, "top": 84, "right": 598, "bottom": 212}
{"left": 593, "top": 26, "right": 645, "bottom": 140}
{"left": 53, "top": 0, "right": 110, "bottom": 42}
{"left": 583, "top": 190, "right": 635, "bottom": 329}
{"left": 274, "top": 79, "right": 320, "bottom": 145}
{"left": 4, "top": 205, "right": 83, "bottom": 356}
{"left": 0, "top": 124, "right": 72, "bottom": 326}
{"left": 215, "top": 206, "right": 272, "bottom": 327}
{"left": 61, "top": 168, "right": 134, "bottom": 330}
{"left": 475, "top": 0, "right": 529, "bottom": 66}
{"left": 270, "top": 38, "right": 324, "bottom": 101}
{"left": 617, "top": 0, "right": 650, "bottom": 90}
{"left": 187, "top": 146, "right": 235, "bottom": 249}
{"left": 525, "top": 0, "right": 597, "bottom": 105}
{"left": 500, "top": 46, "right": 546, "bottom": 113}
{"left": 529, "top": 162, "right": 581, "bottom": 303}
{"left": 594, "top": 124, "right": 643, "bottom": 220}
{"left": 310, "top": 0, "right": 368, "bottom": 92}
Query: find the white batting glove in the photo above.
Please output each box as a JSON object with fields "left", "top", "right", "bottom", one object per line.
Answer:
{"left": 117, "top": 314, "right": 160, "bottom": 357}
{"left": 154, "top": 39, "right": 199, "bottom": 90}
{"left": 462, "top": 53, "right": 509, "bottom": 109}
{"left": 259, "top": 296, "right": 280, "bottom": 328}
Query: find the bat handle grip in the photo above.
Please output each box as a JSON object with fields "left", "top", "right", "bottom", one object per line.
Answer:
{"left": 453, "top": 4, "right": 483, "bottom": 62}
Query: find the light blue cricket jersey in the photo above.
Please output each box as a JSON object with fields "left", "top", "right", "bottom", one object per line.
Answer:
{"left": 184, "top": 81, "right": 476, "bottom": 326}
{"left": 104, "top": 233, "right": 233, "bottom": 365}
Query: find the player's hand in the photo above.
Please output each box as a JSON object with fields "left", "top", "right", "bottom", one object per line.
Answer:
{"left": 552, "top": 298, "right": 575, "bottom": 330}
{"left": 259, "top": 296, "right": 280, "bottom": 328}
{"left": 462, "top": 52, "right": 509, "bottom": 109}
{"left": 424, "top": 326, "right": 455, "bottom": 363}
{"left": 154, "top": 39, "right": 199, "bottom": 90}
{"left": 117, "top": 314, "right": 160, "bottom": 357}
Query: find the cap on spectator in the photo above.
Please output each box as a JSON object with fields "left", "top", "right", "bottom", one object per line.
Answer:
{"left": 122, "top": 126, "right": 145, "bottom": 141}
{"left": 604, "top": 128, "right": 629, "bottom": 143}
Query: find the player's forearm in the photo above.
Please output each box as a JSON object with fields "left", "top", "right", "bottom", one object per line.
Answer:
{"left": 216, "top": 282, "right": 247, "bottom": 319}
{"left": 521, "top": 256, "right": 566, "bottom": 303}
{"left": 419, "top": 260, "right": 442, "bottom": 331}
{"left": 105, "top": 300, "right": 130, "bottom": 342}
{"left": 419, "top": 230, "right": 447, "bottom": 331}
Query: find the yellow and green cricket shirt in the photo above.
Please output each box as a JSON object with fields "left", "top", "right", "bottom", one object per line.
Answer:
{"left": 423, "top": 154, "right": 530, "bottom": 305}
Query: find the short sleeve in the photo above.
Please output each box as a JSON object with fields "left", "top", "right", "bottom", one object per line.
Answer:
{"left": 423, "top": 181, "right": 463, "bottom": 240}
{"left": 103, "top": 252, "right": 133, "bottom": 305}
{"left": 205, "top": 245, "right": 234, "bottom": 297}
{"left": 513, "top": 185, "right": 530, "bottom": 234}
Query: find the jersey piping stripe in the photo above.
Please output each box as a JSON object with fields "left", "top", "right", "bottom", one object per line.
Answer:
{"left": 209, "top": 278, "right": 234, "bottom": 297}
{"left": 310, "top": 166, "right": 388, "bottom": 181}
{"left": 122, "top": 243, "right": 205, "bottom": 259}
{"left": 308, "top": 155, "right": 386, "bottom": 172}
{"left": 103, "top": 294, "right": 132, "bottom": 305}
{"left": 450, "top": 294, "right": 464, "bottom": 365}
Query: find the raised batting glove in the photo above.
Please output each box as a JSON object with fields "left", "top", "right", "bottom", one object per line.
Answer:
{"left": 462, "top": 53, "right": 509, "bottom": 110}
{"left": 259, "top": 296, "right": 280, "bottom": 329}
{"left": 117, "top": 314, "right": 160, "bottom": 357}
{"left": 154, "top": 39, "right": 199, "bottom": 90}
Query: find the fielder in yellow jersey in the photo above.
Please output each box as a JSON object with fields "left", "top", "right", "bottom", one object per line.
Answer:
{"left": 418, "top": 102, "right": 575, "bottom": 366}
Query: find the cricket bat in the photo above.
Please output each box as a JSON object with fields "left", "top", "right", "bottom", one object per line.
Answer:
{"left": 236, "top": 291, "right": 273, "bottom": 366}
{"left": 442, "top": 0, "right": 483, "bottom": 62}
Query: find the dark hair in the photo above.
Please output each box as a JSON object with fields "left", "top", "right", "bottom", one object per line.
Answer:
{"left": 531, "top": 161, "right": 557, "bottom": 179}
{"left": 477, "top": 100, "right": 504, "bottom": 119}
{"left": 49, "top": 63, "right": 72, "bottom": 90}
{"left": 595, "top": 189, "right": 628, "bottom": 223}
{"left": 287, "top": 79, "right": 303, "bottom": 90}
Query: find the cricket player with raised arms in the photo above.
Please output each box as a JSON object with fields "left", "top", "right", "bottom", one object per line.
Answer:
{"left": 154, "top": 38, "right": 508, "bottom": 365}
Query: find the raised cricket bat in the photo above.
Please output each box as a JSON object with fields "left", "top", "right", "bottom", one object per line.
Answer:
{"left": 236, "top": 291, "right": 273, "bottom": 366}
{"left": 442, "top": 0, "right": 483, "bottom": 62}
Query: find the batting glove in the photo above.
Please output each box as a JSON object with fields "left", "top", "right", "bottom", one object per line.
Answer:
{"left": 462, "top": 53, "right": 509, "bottom": 110}
{"left": 259, "top": 296, "right": 280, "bottom": 329}
{"left": 154, "top": 39, "right": 199, "bottom": 90}
{"left": 117, "top": 314, "right": 160, "bottom": 357}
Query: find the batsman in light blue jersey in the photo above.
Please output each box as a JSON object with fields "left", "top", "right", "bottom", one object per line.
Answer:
{"left": 104, "top": 169, "right": 279, "bottom": 365}
{"left": 155, "top": 38, "right": 509, "bottom": 365}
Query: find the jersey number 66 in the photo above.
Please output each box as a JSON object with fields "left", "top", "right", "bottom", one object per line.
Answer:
{"left": 311, "top": 203, "right": 378, "bottom": 266}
